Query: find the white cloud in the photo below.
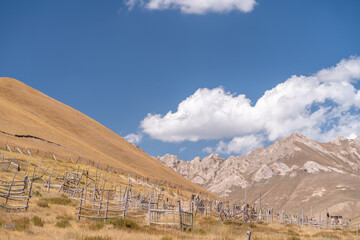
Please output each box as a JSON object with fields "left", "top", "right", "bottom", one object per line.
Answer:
{"left": 125, "top": 0, "right": 257, "bottom": 14}
{"left": 124, "top": 133, "right": 143, "bottom": 144}
{"left": 179, "top": 147, "right": 186, "bottom": 153}
{"left": 139, "top": 56, "right": 360, "bottom": 154}
{"left": 202, "top": 146, "right": 213, "bottom": 154}
{"left": 214, "top": 134, "right": 264, "bottom": 154}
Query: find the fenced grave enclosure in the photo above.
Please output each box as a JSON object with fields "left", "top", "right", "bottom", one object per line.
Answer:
{"left": 0, "top": 142, "right": 358, "bottom": 234}
{"left": 0, "top": 167, "right": 35, "bottom": 210}
{"left": 217, "top": 201, "right": 351, "bottom": 230}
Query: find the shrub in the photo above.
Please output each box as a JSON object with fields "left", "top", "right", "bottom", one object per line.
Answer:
{"left": 33, "top": 190, "right": 42, "bottom": 197}
{"left": 56, "top": 214, "right": 73, "bottom": 221}
{"left": 37, "top": 200, "right": 49, "bottom": 208}
{"left": 109, "top": 219, "right": 139, "bottom": 229}
{"left": 55, "top": 215, "right": 72, "bottom": 228}
{"left": 42, "top": 197, "right": 73, "bottom": 206}
{"left": 55, "top": 219, "right": 71, "bottom": 228}
{"left": 32, "top": 216, "right": 44, "bottom": 227}
{"left": 13, "top": 217, "right": 30, "bottom": 231}
{"left": 82, "top": 236, "right": 112, "bottom": 240}
{"left": 161, "top": 237, "right": 172, "bottom": 240}
{"left": 193, "top": 228, "right": 206, "bottom": 235}
{"left": 287, "top": 237, "right": 300, "bottom": 240}
{"left": 88, "top": 221, "right": 105, "bottom": 230}
{"left": 249, "top": 224, "right": 257, "bottom": 228}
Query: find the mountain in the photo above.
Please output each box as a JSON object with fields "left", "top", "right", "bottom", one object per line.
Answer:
{"left": 157, "top": 133, "right": 360, "bottom": 219}
{"left": 0, "top": 77, "right": 205, "bottom": 192}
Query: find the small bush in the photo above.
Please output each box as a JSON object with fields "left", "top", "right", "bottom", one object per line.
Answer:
{"left": 33, "top": 190, "right": 42, "bottom": 197}
{"left": 161, "top": 237, "right": 172, "bottom": 240}
{"left": 287, "top": 237, "right": 300, "bottom": 240}
{"left": 56, "top": 214, "right": 73, "bottom": 221}
{"left": 223, "top": 221, "right": 242, "bottom": 226}
{"left": 88, "top": 222, "right": 105, "bottom": 230}
{"left": 0, "top": 219, "right": 4, "bottom": 227}
{"left": 82, "top": 236, "right": 112, "bottom": 240}
{"left": 109, "top": 219, "right": 139, "bottom": 229}
{"left": 37, "top": 200, "right": 49, "bottom": 208}
{"left": 55, "top": 215, "right": 72, "bottom": 228}
{"left": 13, "top": 217, "right": 30, "bottom": 231}
{"left": 287, "top": 229, "right": 299, "bottom": 236}
{"left": 42, "top": 197, "right": 73, "bottom": 206}
{"left": 193, "top": 228, "right": 206, "bottom": 235}
{"left": 55, "top": 219, "right": 71, "bottom": 228}
{"left": 32, "top": 216, "right": 44, "bottom": 227}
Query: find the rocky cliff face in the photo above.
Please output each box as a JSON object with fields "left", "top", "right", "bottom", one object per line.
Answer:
{"left": 156, "top": 133, "right": 360, "bottom": 219}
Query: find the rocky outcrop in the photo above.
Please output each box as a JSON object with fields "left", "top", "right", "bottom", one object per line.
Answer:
{"left": 156, "top": 133, "right": 360, "bottom": 196}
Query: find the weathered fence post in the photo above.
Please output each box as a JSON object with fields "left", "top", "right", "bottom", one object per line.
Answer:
{"left": 98, "top": 176, "right": 106, "bottom": 216}
{"left": 148, "top": 191, "right": 152, "bottom": 225}
{"left": 78, "top": 190, "right": 84, "bottom": 220}
{"left": 209, "top": 199, "right": 212, "bottom": 216}
{"left": 25, "top": 167, "right": 36, "bottom": 210}
{"left": 319, "top": 210, "right": 321, "bottom": 231}
{"left": 246, "top": 231, "right": 252, "bottom": 240}
{"left": 5, "top": 172, "right": 17, "bottom": 205}
{"left": 218, "top": 202, "right": 222, "bottom": 222}
{"left": 301, "top": 208, "right": 304, "bottom": 228}
{"left": 105, "top": 190, "right": 110, "bottom": 222}
{"left": 178, "top": 200, "right": 183, "bottom": 231}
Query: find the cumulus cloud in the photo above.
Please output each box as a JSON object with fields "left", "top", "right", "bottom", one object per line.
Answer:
{"left": 139, "top": 56, "right": 360, "bottom": 154}
{"left": 125, "top": 0, "right": 257, "bottom": 14}
{"left": 203, "top": 134, "right": 264, "bottom": 154}
{"left": 179, "top": 147, "right": 186, "bottom": 153}
{"left": 124, "top": 133, "right": 143, "bottom": 144}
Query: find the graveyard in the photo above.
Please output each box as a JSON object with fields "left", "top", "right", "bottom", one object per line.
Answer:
{"left": 0, "top": 142, "right": 358, "bottom": 240}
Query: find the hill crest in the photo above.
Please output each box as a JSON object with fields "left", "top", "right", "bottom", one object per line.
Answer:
{"left": 0, "top": 77, "right": 206, "bottom": 193}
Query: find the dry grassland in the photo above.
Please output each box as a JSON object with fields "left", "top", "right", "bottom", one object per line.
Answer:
{"left": 0, "top": 150, "right": 358, "bottom": 240}
{"left": 0, "top": 77, "right": 209, "bottom": 193}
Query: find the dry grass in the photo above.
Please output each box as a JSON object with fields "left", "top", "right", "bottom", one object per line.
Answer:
{"left": 0, "top": 77, "right": 212, "bottom": 194}
{"left": 0, "top": 149, "right": 358, "bottom": 240}
{"left": 0, "top": 206, "right": 357, "bottom": 240}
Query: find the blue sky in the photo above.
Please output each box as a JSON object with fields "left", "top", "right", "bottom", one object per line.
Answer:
{"left": 1, "top": 0, "right": 360, "bottom": 161}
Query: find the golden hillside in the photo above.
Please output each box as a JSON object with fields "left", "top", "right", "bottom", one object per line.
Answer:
{"left": 0, "top": 77, "right": 205, "bottom": 192}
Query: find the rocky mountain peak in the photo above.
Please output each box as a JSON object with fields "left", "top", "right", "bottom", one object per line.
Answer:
{"left": 156, "top": 132, "right": 360, "bottom": 199}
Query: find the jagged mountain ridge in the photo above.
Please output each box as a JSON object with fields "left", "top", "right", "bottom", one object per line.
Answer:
{"left": 157, "top": 133, "right": 360, "bottom": 219}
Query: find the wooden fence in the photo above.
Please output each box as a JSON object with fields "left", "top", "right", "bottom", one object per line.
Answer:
{"left": 148, "top": 199, "right": 193, "bottom": 230}
{"left": 0, "top": 141, "right": 196, "bottom": 192}
{"left": 218, "top": 202, "right": 351, "bottom": 230}
{"left": 0, "top": 168, "right": 35, "bottom": 210}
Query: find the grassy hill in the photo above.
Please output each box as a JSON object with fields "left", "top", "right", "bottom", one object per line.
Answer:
{"left": 0, "top": 77, "right": 204, "bottom": 192}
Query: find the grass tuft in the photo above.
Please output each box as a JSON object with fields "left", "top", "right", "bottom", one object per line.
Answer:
{"left": 193, "top": 228, "right": 206, "bottom": 235}
{"left": 161, "top": 237, "right": 173, "bottom": 240}
{"left": 108, "top": 219, "right": 139, "bottom": 229}
{"left": 88, "top": 221, "right": 105, "bottom": 230}
{"left": 42, "top": 197, "right": 73, "bottom": 206}
{"left": 33, "top": 190, "right": 42, "bottom": 197}
{"left": 32, "top": 216, "right": 44, "bottom": 227}
{"left": 13, "top": 217, "right": 30, "bottom": 231}
{"left": 37, "top": 200, "right": 49, "bottom": 208}
{"left": 55, "top": 219, "right": 71, "bottom": 228}
{"left": 55, "top": 214, "right": 72, "bottom": 228}
{"left": 82, "top": 236, "right": 112, "bottom": 240}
